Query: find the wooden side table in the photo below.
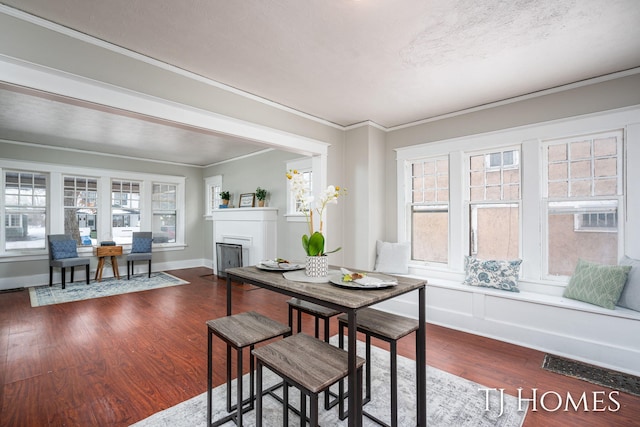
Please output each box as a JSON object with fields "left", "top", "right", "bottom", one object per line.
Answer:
{"left": 93, "top": 245, "right": 123, "bottom": 281}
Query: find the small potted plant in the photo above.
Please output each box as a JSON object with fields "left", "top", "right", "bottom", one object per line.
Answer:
{"left": 220, "top": 191, "right": 230, "bottom": 208}
{"left": 255, "top": 187, "right": 267, "bottom": 207}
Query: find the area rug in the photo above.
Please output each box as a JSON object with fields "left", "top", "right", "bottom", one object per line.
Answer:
{"left": 29, "top": 272, "right": 189, "bottom": 307}
{"left": 542, "top": 354, "right": 640, "bottom": 397}
{"left": 131, "top": 338, "right": 528, "bottom": 427}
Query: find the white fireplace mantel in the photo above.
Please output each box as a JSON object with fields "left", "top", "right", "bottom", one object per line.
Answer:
{"left": 210, "top": 208, "right": 278, "bottom": 274}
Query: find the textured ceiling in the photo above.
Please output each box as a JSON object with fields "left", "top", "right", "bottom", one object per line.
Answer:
{"left": 1, "top": 0, "right": 640, "bottom": 165}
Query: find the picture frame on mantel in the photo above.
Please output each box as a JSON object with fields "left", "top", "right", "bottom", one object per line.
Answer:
{"left": 239, "top": 193, "right": 256, "bottom": 208}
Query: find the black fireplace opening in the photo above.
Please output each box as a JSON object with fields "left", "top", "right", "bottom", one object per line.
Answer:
{"left": 216, "top": 243, "right": 243, "bottom": 278}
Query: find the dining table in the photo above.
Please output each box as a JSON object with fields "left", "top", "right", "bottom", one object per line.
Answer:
{"left": 224, "top": 265, "right": 427, "bottom": 427}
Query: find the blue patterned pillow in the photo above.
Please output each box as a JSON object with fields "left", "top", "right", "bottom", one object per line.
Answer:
{"left": 464, "top": 256, "right": 522, "bottom": 292}
{"left": 50, "top": 239, "right": 78, "bottom": 260}
{"left": 131, "top": 237, "right": 152, "bottom": 253}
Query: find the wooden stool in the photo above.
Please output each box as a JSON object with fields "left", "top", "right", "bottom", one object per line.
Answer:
{"left": 287, "top": 298, "right": 341, "bottom": 342}
{"left": 253, "top": 333, "right": 365, "bottom": 427}
{"left": 206, "top": 311, "right": 290, "bottom": 427}
{"left": 338, "top": 308, "right": 419, "bottom": 427}
{"left": 287, "top": 298, "right": 342, "bottom": 409}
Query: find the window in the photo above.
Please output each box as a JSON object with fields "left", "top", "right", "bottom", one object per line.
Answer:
{"left": 410, "top": 157, "right": 449, "bottom": 263}
{"left": 1, "top": 159, "right": 186, "bottom": 259}
{"left": 575, "top": 211, "right": 618, "bottom": 232}
{"left": 286, "top": 158, "right": 313, "bottom": 216}
{"left": 468, "top": 148, "right": 520, "bottom": 259}
{"left": 4, "top": 171, "right": 48, "bottom": 251}
{"left": 545, "top": 130, "right": 623, "bottom": 276}
{"left": 397, "top": 107, "right": 635, "bottom": 286}
{"left": 64, "top": 176, "right": 98, "bottom": 246}
{"left": 152, "top": 183, "right": 176, "bottom": 243}
{"left": 111, "top": 180, "right": 141, "bottom": 245}
{"left": 204, "top": 175, "right": 223, "bottom": 214}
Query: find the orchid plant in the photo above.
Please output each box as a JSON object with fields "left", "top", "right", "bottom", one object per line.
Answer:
{"left": 286, "top": 169, "right": 346, "bottom": 256}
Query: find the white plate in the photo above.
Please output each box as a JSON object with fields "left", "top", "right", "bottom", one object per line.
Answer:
{"left": 329, "top": 273, "right": 398, "bottom": 289}
{"left": 256, "top": 261, "right": 304, "bottom": 271}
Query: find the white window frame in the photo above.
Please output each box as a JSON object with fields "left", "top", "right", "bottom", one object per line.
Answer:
{"left": 204, "top": 175, "right": 222, "bottom": 216}
{"left": 63, "top": 174, "right": 99, "bottom": 246}
{"left": 466, "top": 145, "right": 522, "bottom": 260}
{"left": 408, "top": 156, "right": 450, "bottom": 265}
{"left": 152, "top": 181, "right": 178, "bottom": 244}
{"left": 0, "top": 159, "right": 186, "bottom": 260}
{"left": 2, "top": 169, "right": 48, "bottom": 252}
{"left": 285, "top": 157, "right": 326, "bottom": 223}
{"left": 541, "top": 129, "right": 625, "bottom": 279}
{"left": 110, "top": 178, "right": 142, "bottom": 245}
{"left": 396, "top": 107, "right": 638, "bottom": 289}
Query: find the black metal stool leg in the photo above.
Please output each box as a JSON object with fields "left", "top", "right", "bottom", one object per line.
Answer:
{"left": 338, "top": 322, "right": 347, "bottom": 421}
{"left": 310, "top": 392, "right": 318, "bottom": 426}
{"left": 207, "top": 329, "right": 213, "bottom": 426}
{"left": 249, "top": 344, "right": 255, "bottom": 411}
{"left": 283, "top": 379, "right": 289, "bottom": 426}
{"left": 226, "top": 344, "right": 232, "bottom": 412}
{"left": 301, "top": 389, "right": 307, "bottom": 425}
{"left": 391, "top": 340, "right": 398, "bottom": 427}
{"left": 365, "top": 333, "right": 372, "bottom": 404}
{"left": 256, "top": 358, "right": 263, "bottom": 427}
{"left": 236, "top": 346, "right": 243, "bottom": 427}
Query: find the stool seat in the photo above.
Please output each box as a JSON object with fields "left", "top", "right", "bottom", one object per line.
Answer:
{"left": 337, "top": 308, "right": 419, "bottom": 341}
{"left": 253, "top": 333, "right": 365, "bottom": 426}
{"left": 207, "top": 311, "right": 291, "bottom": 348}
{"left": 287, "top": 298, "right": 341, "bottom": 319}
{"left": 287, "top": 298, "right": 342, "bottom": 410}
{"left": 338, "top": 308, "right": 419, "bottom": 427}
{"left": 207, "top": 311, "right": 290, "bottom": 427}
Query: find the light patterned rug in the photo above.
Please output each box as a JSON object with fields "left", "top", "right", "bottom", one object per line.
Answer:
{"left": 29, "top": 272, "right": 189, "bottom": 307}
{"left": 131, "top": 337, "right": 528, "bottom": 427}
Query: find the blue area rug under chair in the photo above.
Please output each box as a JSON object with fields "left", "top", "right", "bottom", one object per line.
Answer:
{"left": 29, "top": 272, "right": 189, "bottom": 307}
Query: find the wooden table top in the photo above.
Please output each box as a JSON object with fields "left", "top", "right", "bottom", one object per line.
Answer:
{"left": 225, "top": 266, "right": 426, "bottom": 311}
{"left": 94, "top": 245, "right": 123, "bottom": 257}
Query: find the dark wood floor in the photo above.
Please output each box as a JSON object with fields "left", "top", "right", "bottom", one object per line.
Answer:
{"left": 1, "top": 267, "right": 638, "bottom": 426}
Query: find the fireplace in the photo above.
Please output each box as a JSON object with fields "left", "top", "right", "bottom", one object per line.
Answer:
{"left": 210, "top": 208, "right": 278, "bottom": 276}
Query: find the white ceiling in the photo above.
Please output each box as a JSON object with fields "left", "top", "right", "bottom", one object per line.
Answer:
{"left": 1, "top": 0, "right": 640, "bottom": 166}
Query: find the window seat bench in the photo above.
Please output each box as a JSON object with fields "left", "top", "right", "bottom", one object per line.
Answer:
{"left": 374, "top": 276, "right": 640, "bottom": 377}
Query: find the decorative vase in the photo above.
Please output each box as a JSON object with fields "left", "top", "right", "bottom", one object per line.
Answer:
{"left": 257, "top": 200, "right": 265, "bottom": 207}
{"left": 305, "top": 255, "right": 329, "bottom": 277}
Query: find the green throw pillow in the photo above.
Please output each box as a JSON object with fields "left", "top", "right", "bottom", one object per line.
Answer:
{"left": 563, "top": 259, "right": 631, "bottom": 309}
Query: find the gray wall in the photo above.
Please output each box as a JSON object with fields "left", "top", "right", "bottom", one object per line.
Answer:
{"left": 202, "top": 149, "right": 308, "bottom": 266}
{"left": 383, "top": 73, "right": 640, "bottom": 242}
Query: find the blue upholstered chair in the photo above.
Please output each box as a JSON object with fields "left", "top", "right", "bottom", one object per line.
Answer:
{"left": 126, "top": 232, "right": 153, "bottom": 279}
{"left": 48, "top": 234, "right": 90, "bottom": 289}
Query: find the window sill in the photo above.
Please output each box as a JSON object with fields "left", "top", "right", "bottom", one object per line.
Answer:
{"left": 0, "top": 243, "right": 186, "bottom": 262}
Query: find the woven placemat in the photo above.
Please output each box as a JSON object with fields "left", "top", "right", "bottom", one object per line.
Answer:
{"left": 542, "top": 354, "right": 640, "bottom": 396}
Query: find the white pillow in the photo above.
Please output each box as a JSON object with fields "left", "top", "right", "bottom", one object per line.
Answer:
{"left": 374, "top": 241, "right": 410, "bottom": 274}
{"left": 618, "top": 256, "right": 640, "bottom": 312}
